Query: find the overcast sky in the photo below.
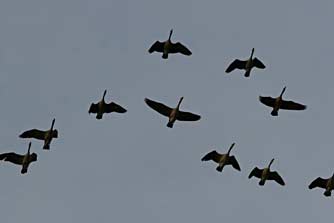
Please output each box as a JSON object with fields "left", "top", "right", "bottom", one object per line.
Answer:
{"left": 0, "top": 0, "right": 333, "bottom": 222}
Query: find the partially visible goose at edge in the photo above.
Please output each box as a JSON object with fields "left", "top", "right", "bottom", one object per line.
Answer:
{"left": 148, "top": 29, "right": 192, "bottom": 59}
{"left": 309, "top": 173, "right": 334, "bottom": 197}
{"left": 259, "top": 86, "right": 306, "bottom": 116}
{"left": 144, "top": 97, "right": 200, "bottom": 128}
{"left": 249, "top": 158, "right": 285, "bottom": 186}
{"left": 0, "top": 142, "right": 37, "bottom": 174}
{"left": 225, "top": 48, "right": 265, "bottom": 77}
{"left": 89, "top": 90, "right": 127, "bottom": 120}
{"left": 201, "top": 143, "right": 241, "bottom": 172}
{"left": 19, "top": 118, "right": 58, "bottom": 150}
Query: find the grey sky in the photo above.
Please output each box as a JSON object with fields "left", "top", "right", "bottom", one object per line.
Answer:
{"left": 0, "top": 0, "right": 333, "bottom": 222}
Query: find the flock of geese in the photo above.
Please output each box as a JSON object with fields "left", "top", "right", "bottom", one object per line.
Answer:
{"left": 0, "top": 29, "right": 333, "bottom": 198}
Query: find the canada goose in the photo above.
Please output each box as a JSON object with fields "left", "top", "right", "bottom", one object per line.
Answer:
{"left": 259, "top": 86, "right": 306, "bottom": 116}
{"left": 144, "top": 97, "right": 200, "bottom": 128}
{"left": 148, "top": 29, "right": 192, "bottom": 59}
{"left": 248, "top": 158, "right": 285, "bottom": 186}
{"left": 19, "top": 118, "right": 58, "bottom": 150}
{"left": 0, "top": 142, "right": 37, "bottom": 174}
{"left": 309, "top": 173, "right": 334, "bottom": 197}
{"left": 89, "top": 90, "right": 127, "bottom": 120}
{"left": 201, "top": 143, "right": 241, "bottom": 172}
{"left": 225, "top": 48, "right": 265, "bottom": 77}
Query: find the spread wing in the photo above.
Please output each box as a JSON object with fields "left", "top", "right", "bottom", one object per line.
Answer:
{"left": 268, "top": 171, "right": 285, "bottom": 186}
{"left": 309, "top": 177, "right": 328, "bottom": 189}
{"left": 19, "top": 129, "right": 46, "bottom": 140}
{"left": 280, "top": 100, "right": 307, "bottom": 110}
{"left": 259, "top": 96, "right": 276, "bottom": 108}
{"left": 148, "top": 41, "right": 165, "bottom": 53}
{"left": 177, "top": 111, "right": 201, "bottom": 121}
{"left": 144, "top": 98, "right": 172, "bottom": 117}
{"left": 105, "top": 102, "right": 127, "bottom": 113}
{"left": 169, "top": 42, "right": 192, "bottom": 55}
{"left": 225, "top": 59, "right": 247, "bottom": 73}
{"left": 0, "top": 152, "right": 24, "bottom": 165}
{"left": 88, "top": 103, "right": 99, "bottom": 114}
{"left": 201, "top": 150, "right": 222, "bottom": 163}
{"left": 248, "top": 167, "right": 263, "bottom": 179}
{"left": 227, "top": 156, "right": 241, "bottom": 171}
{"left": 252, "top": 57, "right": 265, "bottom": 69}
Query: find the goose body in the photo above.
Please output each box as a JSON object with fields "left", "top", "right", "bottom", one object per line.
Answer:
{"left": 259, "top": 87, "right": 306, "bottom": 116}
{"left": 144, "top": 97, "right": 200, "bottom": 128}
{"left": 148, "top": 29, "right": 192, "bottom": 59}
{"left": 89, "top": 90, "right": 127, "bottom": 120}
{"left": 248, "top": 159, "right": 285, "bottom": 186}
{"left": 309, "top": 174, "right": 334, "bottom": 197}
{"left": 225, "top": 48, "right": 265, "bottom": 77}
{"left": 0, "top": 142, "right": 37, "bottom": 174}
{"left": 19, "top": 119, "right": 58, "bottom": 150}
{"left": 201, "top": 143, "right": 241, "bottom": 172}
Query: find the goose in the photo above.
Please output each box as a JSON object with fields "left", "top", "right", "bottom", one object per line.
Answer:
{"left": 148, "top": 29, "right": 192, "bottom": 59}
{"left": 309, "top": 173, "right": 334, "bottom": 197}
{"left": 144, "top": 97, "right": 200, "bottom": 128}
{"left": 225, "top": 48, "right": 265, "bottom": 77}
{"left": 248, "top": 158, "right": 285, "bottom": 186}
{"left": 89, "top": 90, "right": 127, "bottom": 120}
{"left": 259, "top": 86, "right": 306, "bottom": 116}
{"left": 201, "top": 143, "right": 241, "bottom": 172}
{"left": 19, "top": 118, "right": 58, "bottom": 150}
{"left": 0, "top": 142, "right": 37, "bottom": 174}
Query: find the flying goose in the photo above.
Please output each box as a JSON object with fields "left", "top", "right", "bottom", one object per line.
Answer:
{"left": 309, "top": 173, "right": 334, "bottom": 197}
{"left": 89, "top": 90, "right": 127, "bottom": 120}
{"left": 259, "top": 86, "right": 306, "bottom": 116}
{"left": 148, "top": 29, "right": 192, "bottom": 59}
{"left": 19, "top": 118, "right": 58, "bottom": 150}
{"left": 249, "top": 158, "right": 285, "bottom": 186}
{"left": 144, "top": 97, "right": 200, "bottom": 128}
{"left": 0, "top": 142, "right": 37, "bottom": 174}
{"left": 201, "top": 143, "right": 241, "bottom": 172}
{"left": 225, "top": 48, "right": 265, "bottom": 77}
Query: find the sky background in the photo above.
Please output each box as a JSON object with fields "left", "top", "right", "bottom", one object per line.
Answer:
{"left": 0, "top": 0, "right": 333, "bottom": 222}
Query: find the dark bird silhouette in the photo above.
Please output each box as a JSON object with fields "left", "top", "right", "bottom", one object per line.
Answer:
{"left": 259, "top": 86, "right": 306, "bottom": 116}
{"left": 249, "top": 158, "right": 285, "bottom": 186}
{"left": 148, "top": 29, "right": 192, "bottom": 59}
{"left": 144, "top": 97, "right": 200, "bottom": 128}
{"left": 19, "top": 118, "right": 58, "bottom": 150}
{"left": 89, "top": 90, "right": 127, "bottom": 120}
{"left": 201, "top": 143, "right": 241, "bottom": 172}
{"left": 309, "top": 173, "right": 334, "bottom": 197}
{"left": 0, "top": 142, "right": 37, "bottom": 174}
{"left": 225, "top": 48, "right": 265, "bottom": 77}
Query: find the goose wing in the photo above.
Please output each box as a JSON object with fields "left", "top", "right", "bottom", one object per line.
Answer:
{"left": 19, "top": 129, "right": 46, "bottom": 140}
{"left": 249, "top": 167, "right": 263, "bottom": 179}
{"left": 177, "top": 111, "right": 201, "bottom": 121}
{"left": 201, "top": 150, "right": 222, "bottom": 163}
{"left": 148, "top": 41, "right": 164, "bottom": 53}
{"left": 0, "top": 152, "right": 24, "bottom": 165}
{"left": 169, "top": 42, "right": 192, "bottom": 55}
{"left": 225, "top": 59, "right": 247, "bottom": 73}
{"left": 252, "top": 57, "right": 266, "bottom": 69}
{"left": 145, "top": 98, "right": 172, "bottom": 117}
{"left": 227, "top": 156, "right": 241, "bottom": 171}
{"left": 88, "top": 103, "right": 99, "bottom": 114}
{"left": 105, "top": 102, "right": 127, "bottom": 113}
{"left": 259, "top": 96, "right": 276, "bottom": 107}
{"left": 268, "top": 171, "right": 285, "bottom": 186}
{"left": 280, "top": 100, "right": 306, "bottom": 110}
{"left": 309, "top": 177, "right": 328, "bottom": 189}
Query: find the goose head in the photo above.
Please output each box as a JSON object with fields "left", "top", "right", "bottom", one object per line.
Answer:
{"left": 280, "top": 86, "right": 286, "bottom": 98}
{"left": 168, "top": 29, "right": 173, "bottom": 41}
{"left": 227, "top": 143, "right": 236, "bottom": 154}
{"left": 268, "top": 158, "right": 275, "bottom": 169}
